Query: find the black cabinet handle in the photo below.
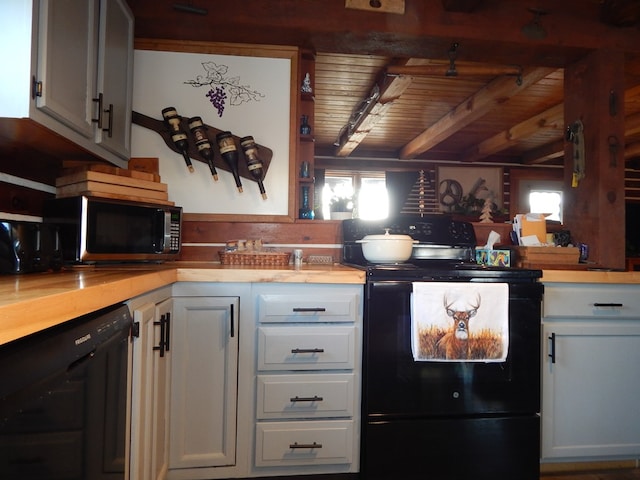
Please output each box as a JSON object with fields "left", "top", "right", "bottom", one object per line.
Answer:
{"left": 291, "top": 348, "right": 324, "bottom": 354}
{"left": 153, "top": 317, "right": 166, "bottom": 357}
{"left": 290, "top": 395, "right": 323, "bottom": 402}
{"left": 230, "top": 303, "right": 235, "bottom": 338}
{"left": 289, "top": 442, "right": 322, "bottom": 449}
{"left": 593, "top": 303, "right": 623, "bottom": 307}
{"left": 548, "top": 332, "right": 556, "bottom": 364}
{"left": 103, "top": 103, "right": 114, "bottom": 137}
{"left": 292, "top": 307, "right": 327, "bottom": 312}
{"left": 92, "top": 93, "right": 104, "bottom": 128}
{"left": 164, "top": 312, "right": 171, "bottom": 352}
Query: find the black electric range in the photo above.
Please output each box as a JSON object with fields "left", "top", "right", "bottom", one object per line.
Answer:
{"left": 343, "top": 215, "right": 543, "bottom": 480}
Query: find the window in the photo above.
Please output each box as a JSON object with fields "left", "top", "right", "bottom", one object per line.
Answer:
{"left": 528, "top": 189, "right": 562, "bottom": 222}
{"left": 322, "top": 171, "right": 388, "bottom": 220}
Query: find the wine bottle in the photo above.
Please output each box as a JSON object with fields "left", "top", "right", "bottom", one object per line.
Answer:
{"left": 161, "top": 107, "right": 194, "bottom": 172}
{"left": 240, "top": 136, "right": 267, "bottom": 200}
{"left": 216, "top": 131, "right": 243, "bottom": 193}
{"left": 188, "top": 116, "right": 219, "bottom": 181}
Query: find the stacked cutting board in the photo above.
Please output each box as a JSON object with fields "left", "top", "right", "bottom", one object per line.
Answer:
{"left": 56, "top": 161, "right": 173, "bottom": 205}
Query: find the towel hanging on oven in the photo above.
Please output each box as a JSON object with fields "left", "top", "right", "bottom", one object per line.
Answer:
{"left": 410, "top": 282, "right": 509, "bottom": 362}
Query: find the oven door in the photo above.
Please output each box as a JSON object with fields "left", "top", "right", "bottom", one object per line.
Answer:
{"left": 363, "top": 279, "right": 543, "bottom": 418}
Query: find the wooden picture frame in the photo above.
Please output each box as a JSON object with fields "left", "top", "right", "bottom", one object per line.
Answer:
{"left": 437, "top": 166, "right": 503, "bottom": 214}
{"left": 132, "top": 39, "right": 298, "bottom": 222}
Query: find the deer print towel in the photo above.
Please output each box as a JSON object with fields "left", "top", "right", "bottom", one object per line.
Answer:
{"left": 411, "top": 282, "right": 509, "bottom": 362}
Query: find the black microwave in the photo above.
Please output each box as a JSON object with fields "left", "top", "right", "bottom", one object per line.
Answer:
{"left": 44, "top": 196, "right": 182, "bottom": 263}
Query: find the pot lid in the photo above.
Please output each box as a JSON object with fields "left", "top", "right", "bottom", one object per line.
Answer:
{"left": 357, "top": 228, "right": 416, "bottom": 242}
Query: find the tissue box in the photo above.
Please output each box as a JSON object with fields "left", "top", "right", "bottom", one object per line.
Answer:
{"left": 475, "top": 248, "right": 511, "bottom": 267}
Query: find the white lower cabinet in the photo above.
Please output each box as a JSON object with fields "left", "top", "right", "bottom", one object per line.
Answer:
{"left": 168, "top": 296, "right": 239, "bottom": 471}
{"left": 166, "top": 282, "right": 252, "bottom": 480}
{"left": 130, "top": 282, "right": 362, "bottom": 479}
{"left": 255, "top": 420, "right": 354, "bottom": 467}
{"left": 542, "top": 283, "right": 640, "bottom": 461}
{"left": 252, "top": 283, "right": 363, "bottom": 477}
{"left": 128, "top": 287, "right": 173, "bottom": 480}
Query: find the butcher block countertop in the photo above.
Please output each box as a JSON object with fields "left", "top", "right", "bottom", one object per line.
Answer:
{"left": 540, "top": 269, "right": 640, "bottom": 284}
{"left": 0, "top": 262, "right": 365, "bottom": 346}
{"left": 2, "top": 264, "right": 639, "bottom": 347}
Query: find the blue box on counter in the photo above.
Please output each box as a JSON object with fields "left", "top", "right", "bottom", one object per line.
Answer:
{"left": 475, "top": 248, "right": 511, "bottom": 267}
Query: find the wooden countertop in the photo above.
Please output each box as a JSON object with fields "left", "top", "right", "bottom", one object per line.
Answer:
{"left": 0, "top": 262, "right": 365, "bottom": 346}
{"left": 540, "top": 269, "right": 640, "bottom": 284}
{"left": 4, "top": 263, "right": 640, "bottom": 347}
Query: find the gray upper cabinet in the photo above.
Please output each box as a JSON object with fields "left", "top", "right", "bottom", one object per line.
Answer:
{"left": 0, "top": 0, "right": 134, "bottom": 167}
{"left": 94, "top": 0, "right": 134, "bottom": 160}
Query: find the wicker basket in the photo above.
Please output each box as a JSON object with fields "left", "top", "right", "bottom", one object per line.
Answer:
{"left": 218, "top": 250, "right": 291, "bottom": 266}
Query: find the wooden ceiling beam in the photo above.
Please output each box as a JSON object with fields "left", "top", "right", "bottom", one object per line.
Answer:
{"left": 398, "top": 66, "right": 556, "bottom": 159}
{"left": 334, "top": 59, "right": 419, "bottom": 157}
{"left": 521, "top": 139, "right": 565, "bottom": 165}
{"left": 462, "top": 103, "right": 564, "bottom": 162}
{"left": 626, "top": 141, "right": 640, "bottom": 159}
{"left": 626, "top": 112, "right": 640, "bottom": 136}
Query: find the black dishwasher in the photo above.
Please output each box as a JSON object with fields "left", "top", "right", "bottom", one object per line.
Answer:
{"left": 0, "top": 303, "right": 132, "bottom": 479}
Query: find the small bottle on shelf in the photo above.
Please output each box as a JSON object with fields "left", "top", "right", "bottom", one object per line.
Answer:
{"left": 240, "top": 136, "right": 267, "bottom": 200}
{"left": 188, "top": 116, "right": 219, "bottom": 181}
{"left": 161, "top": 107, "right": 194, "bottom": 172}
{"left": 299, "top": 185, "right": 314, "bottom": 219}
{"left": 300, "top": 115, "right": 312, "bottom": 135}
{"left": 216, "top": 131, "right": 243, "bottom": 193}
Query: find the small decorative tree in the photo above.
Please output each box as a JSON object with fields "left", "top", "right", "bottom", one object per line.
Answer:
{"left": 479, "top": 196, "right": 493, "bottom": 223}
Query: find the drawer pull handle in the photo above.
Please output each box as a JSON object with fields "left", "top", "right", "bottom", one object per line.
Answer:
{"left": 593, "top": 302, "right": 623, "bottom": 307}
{"left": 290, "top": 395, "right": 324, "bottom": 402}
{"left": 291, "top": 348, "right": 325, "bottom": 354}
{"left": 290, "top": 442, "right": 322, "bottom": 449}
{"left": 292, "top": 307, "right": 327, "bottom": 312}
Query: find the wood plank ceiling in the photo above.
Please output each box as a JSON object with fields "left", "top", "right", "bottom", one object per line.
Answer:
{"left": 126, "top": 0, "right": 640, "bottom": 169}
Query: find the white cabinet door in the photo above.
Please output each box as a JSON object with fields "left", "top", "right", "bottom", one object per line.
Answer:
{"left": 95, "top": 0, "right": 133, "bottom": 159}
{"left": 0, "top": 0, "right": 132, "bottom": 167}
{"left": 152, "top": 298, "right": 172, "bottom": 480}
{"left": 542, "top": 321, "right": 640, "bottom": 459}
{"left": 35, "top": 0, "right": 97, "bottom": 138}
{"left": 169, "top": 296, "right": 239, "bottom": 470}
{"left": 130, "top": 298, "right": 172, "bottom": 480}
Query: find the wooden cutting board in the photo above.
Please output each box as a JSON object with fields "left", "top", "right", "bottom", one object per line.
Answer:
{"left": 56, "top": 189, "right": 174, "bottom": 206}
{"left": 57, "top": 181, "right": 169, "bottom": 201}
{"left": 56, "top": 170, "right": 168, "bottom": 192}
{"left": 61, "top": 161, "right": 161, "bottom": 182}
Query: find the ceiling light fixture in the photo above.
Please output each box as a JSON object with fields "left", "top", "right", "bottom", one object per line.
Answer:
{"left": 521, "top": 7, "right": 548, "bottom": 40}
{"left": 173, "top": 3, "right": 208, "bottom": 15}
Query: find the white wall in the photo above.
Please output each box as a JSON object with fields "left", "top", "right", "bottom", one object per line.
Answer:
{"left": 131, "top": 49, "right": 291, "bottom": 215}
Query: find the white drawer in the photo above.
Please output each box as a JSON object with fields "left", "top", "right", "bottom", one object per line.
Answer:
{"left": 256, "top": 373, "right": 355, "bottom": 419}
{"left": 255, "top": 420, "right": 353, "bottom": 467}
{"left": 258, "top": 292, "right": 358, "bottom": 323}
{"left": 257, "top": 326, "right": 355, "bottom": 371}
{"left": 544, "top": 284, "right": 640, "bottom": 318}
